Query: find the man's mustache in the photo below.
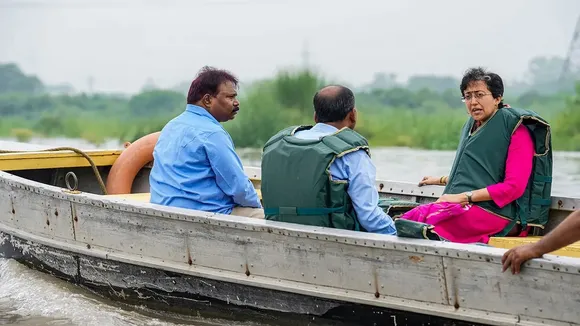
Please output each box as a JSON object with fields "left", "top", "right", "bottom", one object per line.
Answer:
{"left": 233, "top": 106, "right": 240, "bottom": 112}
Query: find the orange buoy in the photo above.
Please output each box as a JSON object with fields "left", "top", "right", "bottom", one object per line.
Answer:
{"left": 106, "top": 132, "right": 160, "bottom": 194}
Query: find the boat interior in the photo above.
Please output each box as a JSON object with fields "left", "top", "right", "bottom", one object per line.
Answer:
{"left": 0, "top": 147, "right": 579, "bottom": 258}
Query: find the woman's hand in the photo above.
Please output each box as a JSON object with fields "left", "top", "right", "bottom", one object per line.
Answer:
{"left": 418, "top": 176, "right": 445, "bottom": 187}
{"left": 435, "top": 193, "right": 468, "bottom": 206}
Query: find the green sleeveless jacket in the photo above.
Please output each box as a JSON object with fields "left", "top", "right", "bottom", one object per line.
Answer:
{"left": 261, "top": 125, "right": 369, "bottom": 230}
{"left": 443, "top": 107, "right": 553, "bottom": 236}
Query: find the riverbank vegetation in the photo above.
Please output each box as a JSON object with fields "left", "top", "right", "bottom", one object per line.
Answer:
{"left": 0, "top": 62, "right": 579, "bottom": 151}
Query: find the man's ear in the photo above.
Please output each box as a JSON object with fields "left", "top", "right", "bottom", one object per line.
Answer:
{"left": 313, "top": 112, "right": 319, "bottom": 123}
{"left": 349, "top": 108, "right": 357, "bottom": 124}
{"left": 202, "top": 94, "right": 212, "bottom": 107}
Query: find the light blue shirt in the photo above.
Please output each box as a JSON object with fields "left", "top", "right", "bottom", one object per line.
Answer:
{"left": 294, "top": 123, "right": 396, "bottom": 235}
{"left": 149, "top": 104, "right": 261, "bottom": 214}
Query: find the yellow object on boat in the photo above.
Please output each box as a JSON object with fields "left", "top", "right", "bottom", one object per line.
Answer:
{"left": 488, "top": 236, "right": 580, "bottom": 258}
{"left": 0, "top": 150, "right": 119, "bottom": 171}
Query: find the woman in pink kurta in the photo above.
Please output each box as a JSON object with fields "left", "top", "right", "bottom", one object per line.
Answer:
{"left": 398, "top": 68, "right": 536, "bottom": 244}
{"left": 399, "top": 124, "right": 534, "bottom": 244}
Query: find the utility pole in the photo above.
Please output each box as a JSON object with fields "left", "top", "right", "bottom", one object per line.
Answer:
{"left": 87, "top": 76, "right": 95, "bottom": 94}
{"left": 560, "top": 14, "right": 580, "bottom": 81}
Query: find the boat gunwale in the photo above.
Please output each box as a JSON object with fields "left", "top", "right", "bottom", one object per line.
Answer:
{"left": 0, "top": 149, "right": 120, "bottom": 171}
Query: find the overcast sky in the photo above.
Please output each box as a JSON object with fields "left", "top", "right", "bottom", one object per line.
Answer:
{"left": 1, "top": 0, "right": 579, "bottom": 94}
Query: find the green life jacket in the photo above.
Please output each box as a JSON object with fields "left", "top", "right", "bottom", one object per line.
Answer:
{"left": 443, "top": 107, "right": 553, "bottom": 236}
{"left": 261, "top": 125, "right": 370, "bottom": 231}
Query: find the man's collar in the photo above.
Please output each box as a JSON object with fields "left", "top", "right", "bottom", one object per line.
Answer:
{"left": 311, "top": 123, "right": 339, "bottom": 132}
{"left": 186, "top": 104, "right": 219, "bottom": 124}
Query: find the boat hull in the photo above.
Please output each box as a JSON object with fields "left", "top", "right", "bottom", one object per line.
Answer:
{"left": 1, "top": 230, "right": 489, "bottom": 326}
{"left": 1, "top": 170, "right": 580, "bottom": 326}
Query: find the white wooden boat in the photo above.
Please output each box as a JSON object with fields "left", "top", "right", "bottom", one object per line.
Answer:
{"left": 0, "top": 144, "right": 578, "bottom": 326}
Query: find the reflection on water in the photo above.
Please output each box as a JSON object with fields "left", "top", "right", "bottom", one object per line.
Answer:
{"left": 0, "top": 259, "right": 349, "bottom": 326}
{"left": 0, "top": 259, "right": 293, "bottom": 326}
{"left": 0, "top": 138, "right": 578, "bottom": 325}
{"left": 0, "top": 259, "right": 171, "bottom": 326}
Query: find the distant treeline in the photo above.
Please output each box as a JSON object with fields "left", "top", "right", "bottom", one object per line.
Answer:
{"left": 0, "top": 63, "right": 579, "bottom": 151}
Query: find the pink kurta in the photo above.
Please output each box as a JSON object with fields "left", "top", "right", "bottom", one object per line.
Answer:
{"left": 399, "top": 124, "right": 535, "bottom": 244}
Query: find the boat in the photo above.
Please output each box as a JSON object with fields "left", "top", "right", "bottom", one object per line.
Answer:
{"left": 0, "top": 141, "right": 579, "bottom": 326}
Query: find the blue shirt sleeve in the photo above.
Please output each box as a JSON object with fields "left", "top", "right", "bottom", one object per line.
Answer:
{"left": 333, "top": 150, "right": 396, "bottom": 235}
{"left": 203, "top": 131, "right": 262, "bottom": 208}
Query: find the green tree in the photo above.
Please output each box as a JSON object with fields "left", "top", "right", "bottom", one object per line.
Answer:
{"left": 0, "top": 63, "right": 43, "bottom": 94}
{"left": 552, "top": 82, "right": 580, "bottom": 150}
{"left": 128, "top": 90, "right": 185, "bottom": 117}
{"left": 406, "top": 75, "right": 459, "bottom": 93}
{"left": 361, "top": 72, "right": 399, "bottom": 91}
{"left": 273, "top": 69, "right": 325, "bottom": 113}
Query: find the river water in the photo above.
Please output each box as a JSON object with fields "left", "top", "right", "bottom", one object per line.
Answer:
{"left": 0, "top": 137, "right": 578, "bottom": 326}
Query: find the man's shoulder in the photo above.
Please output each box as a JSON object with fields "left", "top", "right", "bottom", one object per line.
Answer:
{"left": 338, "top": 147, "right": 371, "bottom": 163}
{"left": 328, "top": 148, "right": 374, "bottom": 183}
{"left": 274, "top": 125, "right": 304, "bottom": 137}
{"left": 333, "top": 128, "right": 369, "bottom": 146}
{"left": 203, "top": 126, "right": 232, "bottom": 141}
{"left": 155, "top": 121, "right": 229, "bottom": 157}
{"left": 333, "top": 147, "right": 372, "bottom": 172}
{"left": 181, "top": 127, "right": 234, "bottom": 153}
{"left": 167, "top": 118, "right": 225, "bottom": 139}
{"left": 263, "top": 126, "right": 303, "bottom": 148}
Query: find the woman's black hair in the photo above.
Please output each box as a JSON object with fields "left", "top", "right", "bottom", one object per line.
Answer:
{"left": 460, "top": 67, "right": 505, "bottom": 108}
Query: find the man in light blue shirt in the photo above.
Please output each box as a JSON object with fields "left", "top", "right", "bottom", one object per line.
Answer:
{"left": 149, "top": 66, "right": 263, "bottom": 218}
{"left": 262, "top": 85, "right": 396, "bottom": 234}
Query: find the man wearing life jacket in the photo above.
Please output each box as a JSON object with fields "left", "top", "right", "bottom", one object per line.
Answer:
{"left": 260, "top": 85, "right": 397, "bottom": 234}
{"left": 397, "top": 67, "right": 553, "bottom": 244}
{"left": 149, "top": 66, "right": 263, "bottom": 218}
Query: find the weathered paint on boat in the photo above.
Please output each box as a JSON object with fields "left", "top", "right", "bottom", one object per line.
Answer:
{"left": 0, "top": 148, "right": 579, "bottom": 326}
